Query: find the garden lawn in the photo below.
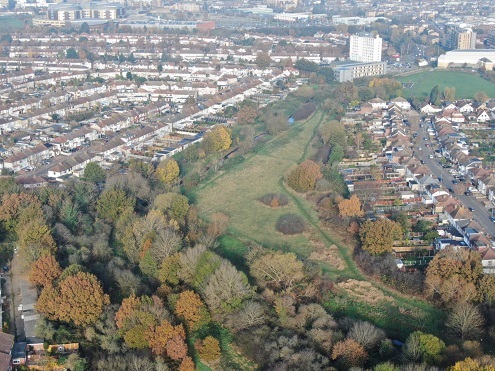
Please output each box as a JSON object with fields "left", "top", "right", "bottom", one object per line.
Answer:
{"left": 193, "top": 109, "right": 444, "bottom": 342}
{"left": 398, "top": 70, "right": 495, "bottom": 99}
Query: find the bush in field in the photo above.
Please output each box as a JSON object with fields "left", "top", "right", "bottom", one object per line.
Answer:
{"left": 259, "top": 193, "right": 289, "bottom": 208}
{"left": 293, "top": 102, "right": 316, "bottom": 121}
{"left": 276, "top": 214, "right": 305, "bottom": 235}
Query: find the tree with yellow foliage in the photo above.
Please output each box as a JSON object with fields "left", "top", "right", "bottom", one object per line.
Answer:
{"left": 450, "top": 358, "right": 495, "bottom": 371}
{"left": 359, "top": 219, "right": 403, "bottom": 255}
{"left": 197, "top": 336, "right": 221, "bottom": 363}
{"left": 155, "top": 158, "right": 180, "bottom": 184}
{"left": 201, "top": 125, "right": 232, "bottom": 153}
{"left": 338, "top": 194, "right": 364, "bottom": 219}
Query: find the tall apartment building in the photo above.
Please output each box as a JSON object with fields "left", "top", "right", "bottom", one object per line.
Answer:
{"left": 349, "top": 33, "right": 382, "bottom": 62}
{"left": 445, "top": 27, "right": 476, "bottom": 50}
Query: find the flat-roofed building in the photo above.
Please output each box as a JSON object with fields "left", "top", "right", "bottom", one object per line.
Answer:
{"left": 47, "top": 2, "right": 125, "bottom": 21}
{"left": 333, "top": 61, "right": 386, "bottom": 82}
{"left": 437, "top": 49, "right": 495, "bottom": 69}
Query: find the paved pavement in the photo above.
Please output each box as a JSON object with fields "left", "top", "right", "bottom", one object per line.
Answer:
{"left": 10, "top": 252, "right": 25, "bottom": 342}
{"left": 410, "top": 113, "right": 495, "bottom": 238}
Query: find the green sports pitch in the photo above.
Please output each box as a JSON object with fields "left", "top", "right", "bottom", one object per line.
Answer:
{"left": 397, "top": 70, "right": 495, "bottom": 99}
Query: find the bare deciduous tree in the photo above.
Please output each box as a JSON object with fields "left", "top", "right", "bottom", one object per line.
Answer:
{"left": 446, "top": 303, "right": 485, "bottom": 340}
{"left": 348, "top": 320, "right": 386, "bottom": 350}
{"left": 204, "top": 261, "right": 252, "bottom": 316}
{"left": 227, "top": 300, "right": 266, "bottom": 331}
{"left": 177, "top": 245, "right": 207, "bottom": 283}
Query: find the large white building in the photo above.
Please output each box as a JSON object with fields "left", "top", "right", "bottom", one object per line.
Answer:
{"left": 437, "top": 49, "right": 495, "bottom": 69}
{"left": 349, "top": 33, "right": 382, "bottom": 63}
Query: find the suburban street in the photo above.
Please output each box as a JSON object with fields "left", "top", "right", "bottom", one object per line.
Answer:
{"left": 409, "top": 112, "right": 495, "bottom": 238}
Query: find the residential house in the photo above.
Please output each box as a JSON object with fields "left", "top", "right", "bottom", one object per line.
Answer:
{"left": 458, "top": 102, "right": 474, "bottom": 113}
{"left": 3, "top": 144, "right": 51, "bottom": 172}
{"left": 0, "top": 332, "right": 13, "bottom": 371}
{"left": 368, "top": 97, "right": 387, "bottom": 111}
{"left": 476, "top": 109, "right": 491, "bottom": 122}
{"left": 15, "top": 175, "right": 48, "bottom": 188}
{"left": 420, "top": 103, "right": 442, "bottom": 115}
{"left": 389, "top": 97, "right": 411, "bottom": 110}
{"left": 479, "top": 246, "right": 495, "bottom": 274}
{"left": 459, "top": 157, "right": 482, "bottom": 175}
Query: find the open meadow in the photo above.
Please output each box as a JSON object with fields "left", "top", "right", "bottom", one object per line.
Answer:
{"left": 193, "top": 106, "right": 444, "bottom": 340}
{"left": 398, "top": 70, "right": 495, "bottom": 99}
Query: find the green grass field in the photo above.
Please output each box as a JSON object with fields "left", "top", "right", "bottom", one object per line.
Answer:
{"left": 0, "top": 16, "right": 30, "bottom": 32}
{"left": 398, "top": 70, "right": 495, "bottom": 99}
{"left": 192, "top": 108, "right": 444, "bottom": 341}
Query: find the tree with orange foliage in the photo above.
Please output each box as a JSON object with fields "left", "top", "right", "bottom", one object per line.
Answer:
{"left": 237, "top": 104, "right": 258, "bottom": 125}
{"left": 338, "top": 194, "right": 364, "bottom": 219}
{"left": 0, "top": 192, "right": 40, "bottom": 232}
{"left": 29, "top": 255, "right": 61, "bottom": 287}
{"left": 166, "top": 334, "right": 188, "bottom": 360}
{"left": 425, "top": 246, "right": 483, "bottom": 305}
{"left": 197, "top": 336, "right": 221, "bottom": 362}
{"left": 36, "top": 272, "right": 109, "bottom": 327}
{"left": 286, "top": 160, "right": 322, "bottom": 192}
{"left": 175, "top": 290, "right": 209, "bottom": 330}
{"left": 35, "top": 284, "right": 59, "bottom": 320}
{"left": 115, "top": 295, "right": 142, "bottom": 329}
{"left": 147, "top": 320, "right": 188, "bottom": 360}
{"left": 331, "top": 338, "right": 368, "bottom": 367}
{"left": 116, "top": 295, "right": 169, "bottom": 349}
{"left": 179, "top": 357, "right": 195, "bottom": 371}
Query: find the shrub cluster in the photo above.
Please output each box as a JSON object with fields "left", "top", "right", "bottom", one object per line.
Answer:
{"left": 354, "top": 249, "right": 424, "bottom": 295}
{"left": 276, "top": 214, "right": 305, "bottom": 235}
{"left": 293, "top": 102, "right": 317, "bottom": 121}
{"left": 259, "top": 193, "right": 289, "bottom": 208}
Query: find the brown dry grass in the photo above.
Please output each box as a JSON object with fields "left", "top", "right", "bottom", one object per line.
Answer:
{"left": 309, "top": 243, "right": 346, "bottom": 271}
{"left": 337, "top": 279, "right": 395, "bottom": 306}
